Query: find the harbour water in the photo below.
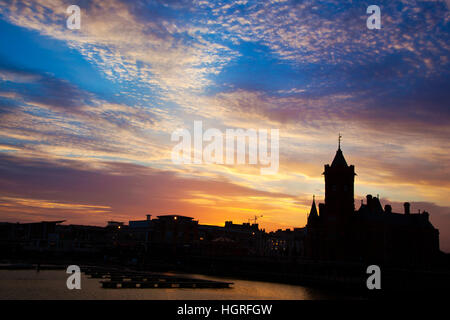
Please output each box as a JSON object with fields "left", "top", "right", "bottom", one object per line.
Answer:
{"left": 0, "top": 270, "right": 352, "bottom": 300}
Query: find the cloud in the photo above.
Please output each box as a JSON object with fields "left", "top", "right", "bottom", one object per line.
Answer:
{"left": 0, "top": 63, "right": 93, "bottom": 112}
{"left": 0, "top": 62, "right": 183, "bottom": 166}
{"left": 201, "top": 0, "right": 449, "bottom": 70}
{"left": 0, "top": 0, "right": 237, "bottom": 92}
{"left": 0, "top": 154, "right": 305, "bottom": 228}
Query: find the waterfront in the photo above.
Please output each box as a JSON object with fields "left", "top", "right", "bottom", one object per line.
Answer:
{"left": 0, "top": 270, "right": 352, "bottom": 300}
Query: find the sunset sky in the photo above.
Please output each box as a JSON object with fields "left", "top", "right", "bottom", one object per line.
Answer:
{"left": 0, "top": 1, "right": 449, "bottom": 251}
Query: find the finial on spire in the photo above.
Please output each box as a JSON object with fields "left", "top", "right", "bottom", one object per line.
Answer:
{"left": 313, "top": 194, "right": 315, "bottom": 202}
{"left": 338, "top": 133, "right": 342, "bottom": 149}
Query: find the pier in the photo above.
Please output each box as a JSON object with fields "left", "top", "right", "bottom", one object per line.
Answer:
{"left": 83, "top": 266, "right": 233, "bottom": 289}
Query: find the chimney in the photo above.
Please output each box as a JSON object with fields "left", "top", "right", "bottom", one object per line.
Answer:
{"left": 366, "top": 195, "right": 373, "bottom": 209}
{"left": 146, "top": 214, "right": 151, "bottom": 221}
{"left": 404, "top": 202, "right": 410, "bottom": 215}
{"left": 384, "top": 204, "right": 392, "bottom": 213}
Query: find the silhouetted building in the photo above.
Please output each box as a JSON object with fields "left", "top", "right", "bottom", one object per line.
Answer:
{"left": 0, "top": 220, "right": 65, "bottom": 251}
{"left": 267, "top": 228, "right": 306, "bottom": 256}
{"left": 150, "top": 215, "right": 198, "bottom": 244}
{"left": 306, "top": 141, "right": 440, "bottom": 266}
{"left": 197, "top": 221, "right": 265, "bottom": 256}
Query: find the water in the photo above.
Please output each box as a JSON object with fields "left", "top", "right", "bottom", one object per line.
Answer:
{"left": 0, "top": 270, "right": 347, "bottom": 300}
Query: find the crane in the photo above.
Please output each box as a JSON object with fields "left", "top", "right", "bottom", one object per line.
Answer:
{"left": 248, "top": 214, "right": 263, "bottom": 224}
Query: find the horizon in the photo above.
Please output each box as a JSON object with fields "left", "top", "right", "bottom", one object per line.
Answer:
{"left": 1, "top": 144, "right": 447, "bottom": 253}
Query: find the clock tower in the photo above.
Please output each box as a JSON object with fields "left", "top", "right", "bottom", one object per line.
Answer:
{"left": 323, "top": 135, "right": 355, "bottom": 222}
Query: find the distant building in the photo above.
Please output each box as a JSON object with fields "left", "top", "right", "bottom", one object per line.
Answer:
{"left": 306, "top": 142, "right": 440, "bottom": 266}
{"left": 0, "top": 220, "right": 64, "bottom": 250}
{"left": 0, "top": 220, "right": 110, "bottom": 253}
{"left": 198, "top": 220, "right": 264, "bottom": 256}
{"left": 150, "top": 215, "right": 198, "bottom": 244}
{"left": 129, "top": 215, "right": 152, "bottom": 229}
{"left": 107, "top": 221, "right": 124, "bottom": 228}
{"left": 267, "top": 228, "right": 306, "bottom": 256}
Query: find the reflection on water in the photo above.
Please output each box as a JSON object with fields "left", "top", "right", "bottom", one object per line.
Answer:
{"left": 0, "top": 270, "right": 351, "bottom": 300}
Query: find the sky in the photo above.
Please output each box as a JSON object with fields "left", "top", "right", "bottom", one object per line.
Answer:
{"left": 0, "top": 0, "right": 449, "bottom": 251}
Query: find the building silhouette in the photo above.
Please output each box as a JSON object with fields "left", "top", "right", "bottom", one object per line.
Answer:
{"left": 0, "top": 140, "right": 443, "bottom": 271}
{"left": 306, "top": 140, "right": 440, "bottom": 266}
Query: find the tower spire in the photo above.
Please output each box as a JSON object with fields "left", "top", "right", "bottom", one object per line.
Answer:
{"left": 338, "top": 133, "right": 342, "bottom": 150}
{"left": 308, "top": 195, "right": 319, "bottom": 222}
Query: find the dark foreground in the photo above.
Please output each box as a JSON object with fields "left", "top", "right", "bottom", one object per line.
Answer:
{"left": 2, "top": 254, "right": 450, "bottom": 300}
